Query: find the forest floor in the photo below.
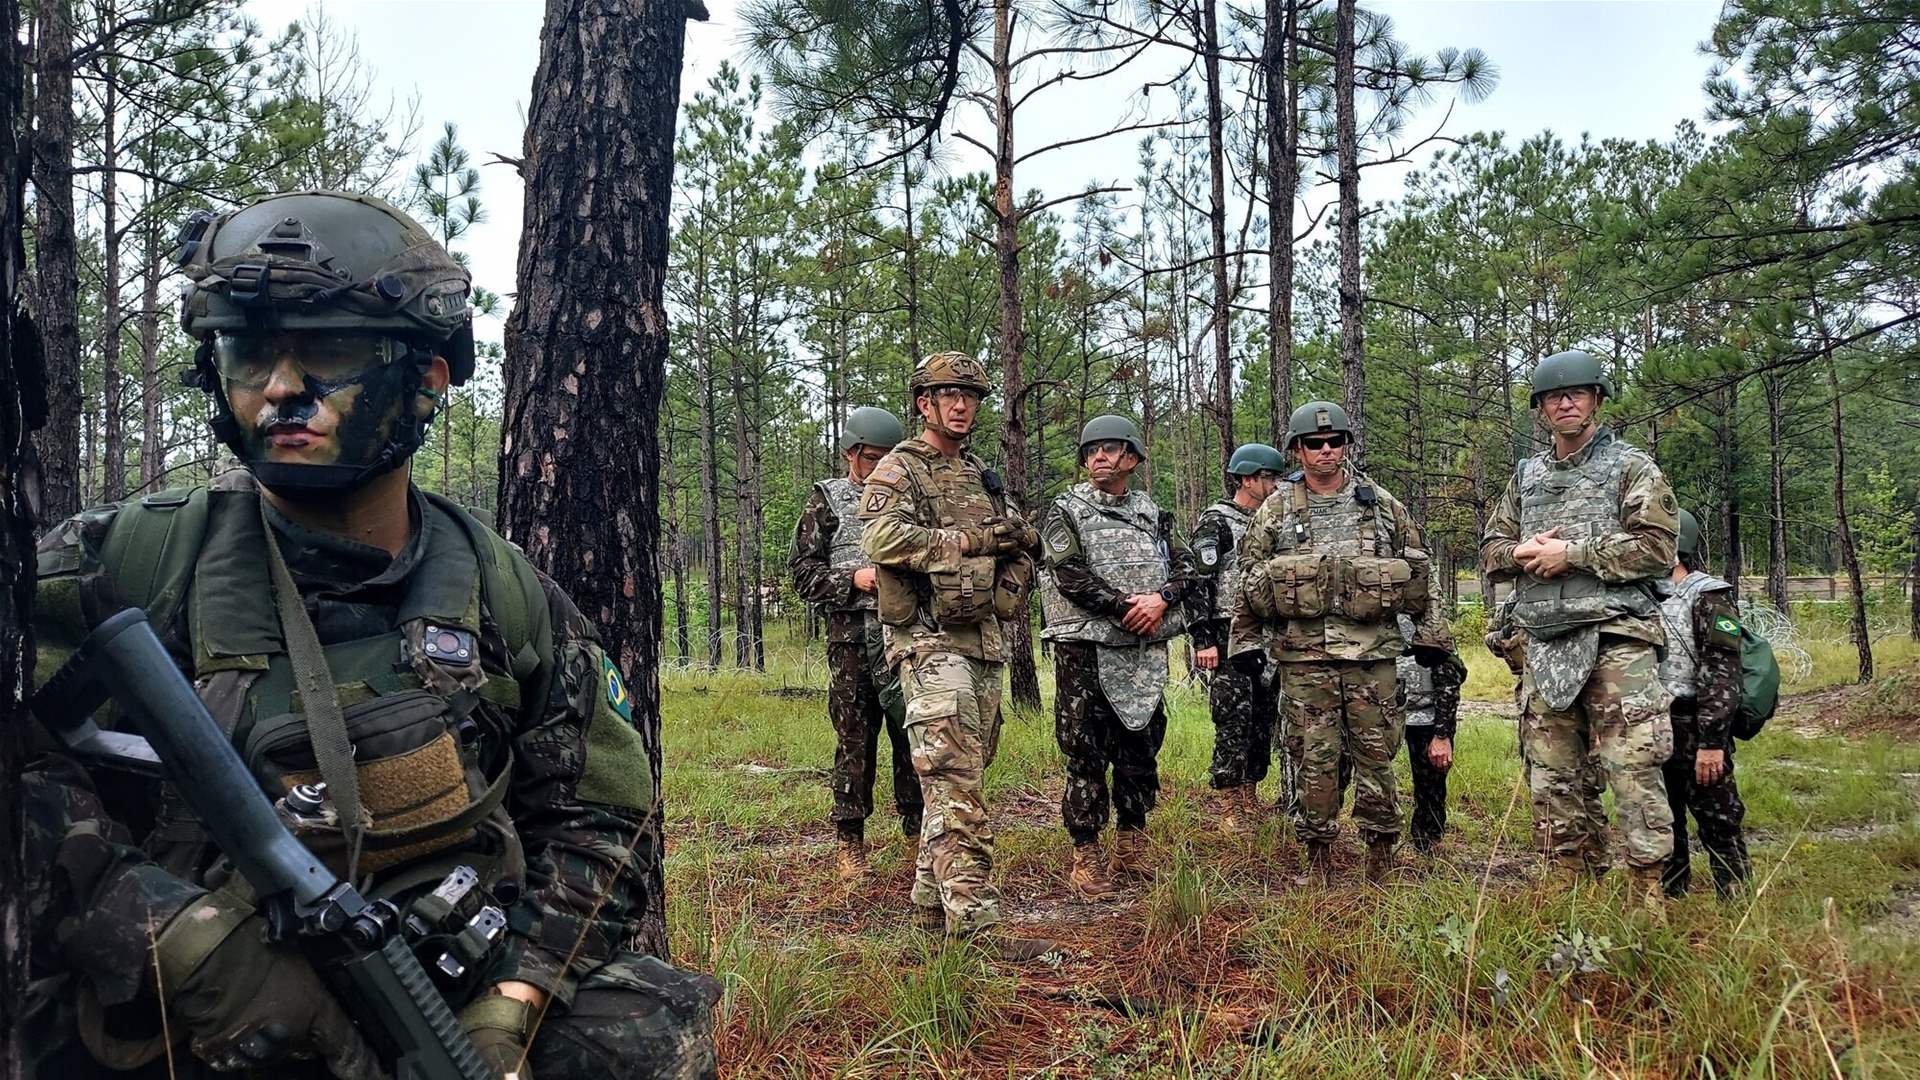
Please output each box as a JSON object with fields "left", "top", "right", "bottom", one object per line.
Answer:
{"left": 657, "top": 640, "right": 1920, "bottom": 1078}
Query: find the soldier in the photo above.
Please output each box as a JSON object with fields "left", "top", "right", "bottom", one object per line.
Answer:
{"left": 19, "top": 192, "right": 718, "bottom": 1080}
{"left": 791, "top": 406, "right": 924, "bottom": 881}
{"left": 1657, "top": 510, "right": 1751, "bottom": 899}
{"left": 859, "top": 351, "right": 1055, "bottom": 960}
{"left": 1234, "top": 402, "right": 1454, "bottom": 884}
{"left": 1486, "top": 591, "right": 1609, "bottom": 862}
{"left": 1480, "top": 349, "right": 1680, "bottom": 903}
{"left": 1396, "top": 616, "right": 1467, "bottom": 855}
{"left": 1038, "top": 416, "right": 1202, "bottom": 899}
{"left": 1190, "top": 443, "right": 1287, "bottom": 834}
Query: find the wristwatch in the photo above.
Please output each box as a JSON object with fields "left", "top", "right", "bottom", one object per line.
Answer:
{"left": 1159, "top": 586, "right": 1178, "bottom": 604}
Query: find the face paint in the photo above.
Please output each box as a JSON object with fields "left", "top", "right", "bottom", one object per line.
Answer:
{"left": 221, "top": 331, "right": 430, "bottom": 484}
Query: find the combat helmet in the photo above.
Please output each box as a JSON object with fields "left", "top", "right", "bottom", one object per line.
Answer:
{"left": 1078, "top": 414, "right": 1146, "bottom": 460}
{"left": 174, "top": 190, "right": 475, "bottom": 495}
{"left": 840, "top": 406, "right": 905, "bottom": 453}
{"left": 1285, "top": 401, "right": 1351, "bottom": 448}
{"left": 1227, "top": 442, "right": 1285, "bottom": 475}
{"left": 1676, "top": 508, "right": 1702, "bottom": 563}
{"left": 909, "top": 351, "right": 993, "bottom": 396}
{"left": 1529, "top": 350, "right": 1615, "bottom": 407}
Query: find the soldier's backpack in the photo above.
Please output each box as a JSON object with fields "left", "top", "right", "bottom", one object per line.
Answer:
{"left": 1733, "top": 623, "right": 1780, "bottom": 741}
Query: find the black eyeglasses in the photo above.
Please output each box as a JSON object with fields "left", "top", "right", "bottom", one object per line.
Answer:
{"left": 1298, "top": 435, "right": 1346, "bottom": 451}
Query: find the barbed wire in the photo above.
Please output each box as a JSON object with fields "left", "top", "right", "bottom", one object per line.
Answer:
{"left": 1738, "top": 599, "right": 1815, "bottom": 682}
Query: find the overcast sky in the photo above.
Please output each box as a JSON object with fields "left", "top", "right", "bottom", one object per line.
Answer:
{"left": 243, "top": 0, "right": 1725, "bottom": 343}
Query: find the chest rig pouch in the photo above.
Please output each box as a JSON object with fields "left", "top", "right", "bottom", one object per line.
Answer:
{"left": 1262, "top": 480, "right": 1426, "bottom": 623}
{"left": 877, "top": 449, "right": 1007, "bottom": 627}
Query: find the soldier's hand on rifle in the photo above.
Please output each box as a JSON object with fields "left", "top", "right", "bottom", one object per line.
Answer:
{"left": 1121, "top": 592, "right": 1168, "bottom": 635}
{"left": 853, "top": 567, "right": 878, "bottom": 593}
{"left": 1695, "top": 747, "right": 1727, "bottom": 786}
{"left": 1193, "top": 646, "right": 1218, "bottom": 671}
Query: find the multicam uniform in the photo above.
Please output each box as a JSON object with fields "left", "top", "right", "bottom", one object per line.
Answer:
{"left": 1486, "top": 593, "right": 1609, "bottom": 861}
{"left": 1191, "top": 499, "right": 1279, "bottom": 795}
{"left": 1480, "top": 426, "right": 1680, "bottom": 876}
{"left": 1233, "top": 469, "right": 1450, "bottom": 846}
{"left": 790, "top": 477, "right": 924, "bottom": 843}
{"left": 859, "top": 436, "right": 1023, "bottom": 934}
{"left": 1038, "top": 484, "right": 1199, "bottom": 845}
{"left": 1655, "top": 572, "right": 1750, "bottom": 897}
{"left": 21, "top": 474, "right": 718, "bottom": 1080}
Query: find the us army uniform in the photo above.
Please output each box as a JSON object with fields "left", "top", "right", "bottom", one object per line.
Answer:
{"left": 1656, "top": 571, "right": 1751, "bottom": 897}
{"left": 1191, "top": 498, "right": 1278, "bottom": 804}
{"left": 790, "top": 478, "right": 923, "bottom": 847}
{"left": 1234, "top": 471, "right": 1451, "bottom": 857}
{"left": 859, "top": 437, "right": 1024, "bottom": 935}
{"left": 1486, "top": 592, "right": 1609, "bottom": 862}
{"left": 1481, "top": 426, "right": 1680, "bottom": 880}
{"left": 1395, "top": 616, "right": 1465, "bottom": 852}
{"left": 1039, "top": 485, "right": 1200, "bottom": 856}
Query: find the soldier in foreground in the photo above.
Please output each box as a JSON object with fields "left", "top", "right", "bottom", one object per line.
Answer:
{"left": 859, "top": 352, "right": 1055, "bottom": 960}
{"left": 1191, "top": 443, "right": 1288, "bottom": 832}
{"left": 1038, "top": 416, "right": 1201, "bottom": 899}
{"left": 1235, "top": 402, "right": 1453, "bottom": 885}
{"left": 1487, "top": 591, "right": 1610, "bottom": 863}
{"left": 1656, "top": 510, "right": 1751, "bottom": 898}
{"left": 791, "top": 407, "right": 924, "bottom": 881}
{"left": 1395, "top": 616, "right": 1467, "bottom": 855}
{"left": 19, "top": 192, "right": 717, "bottom": 1079}
{"left": 1480, "top": 350, "right": 1679, "bottom": 902}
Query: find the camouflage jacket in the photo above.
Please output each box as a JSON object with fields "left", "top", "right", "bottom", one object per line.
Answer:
{"left": 1187, "top": 498, "right": 1261, "bottom": 655}
{"left": 1660, "top": 579, "right": 1743, "bottom": 749}
{"left": 790, "top": 478, "right": 875, "bottom": 644}
{"left": 24, "top": 482, "right": 654, "bottom": 1012}
{"left": 1478, "top": 427, "right": 1677, "bottom": 646}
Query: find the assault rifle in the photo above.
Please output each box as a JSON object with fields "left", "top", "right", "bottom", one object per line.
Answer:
{"left": 34, "top": 607, "right": 494, "bottom": 1080}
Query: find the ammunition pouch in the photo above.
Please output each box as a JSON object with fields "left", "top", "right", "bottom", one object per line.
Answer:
{"left": 245, "top": 689, "right": 508, "bottom": 874}
{"left": 992, "top": 554, "right": 1035, "bottom": 620}
{"left": 929, "top": 556, "right": 999, "bottom": 625}
{"left": 1262, "top": 553, "right": 1336, "bottom": 620}
{"left": 1338, "top": 556, "right": 1428, "bottom": 622}
{"left": 875, "top": 566, "right": 920, "bottom": 625}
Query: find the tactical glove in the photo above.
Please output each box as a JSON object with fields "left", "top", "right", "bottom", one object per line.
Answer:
{"left": 459, "top": 991, "right": 539, "bottom": 1080}
{"left": 159, "top": 895, "right": 382, "bottom": 1079}
{"left": 961, "top": 518, "right": 1035, "bottom": 558}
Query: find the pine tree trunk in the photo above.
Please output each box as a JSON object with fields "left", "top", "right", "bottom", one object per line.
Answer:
{"left": 137, "top": 215, "right": 163, "bottom": 493}
{"left": 899, "top": 148, "right": 923, "bottom": 364}
{"left": 1263, "top": 0, "right": 1297, "bottom": 441}
{"left": 1716, "top": 382, "right": 1740, "bottom": 600}
{"left": 1333, "top": 0, "right": 1365, "bottom": 463}
{"left": 98, "top": 64, "right": 125, "bottom": 503}
{"left": 992, "top": 0, "right": 1041, "bottom": 712}
{"left": 31, "top": 0, "right": 80, "bottom": 524}
{"left": 1818, "top": 347, "right": 1871, "bottom": 683}
{"left": 695, "top": 230, "right": 723, "bottom": 670}
{"left": 1908, "top": 490, "right": 1920, "bottom": 643}
{"left": 497, "top": 0, "right": 688, "bottom": 960}
{"left": 1200, "top": 0, "right": 1232, "bottom": 468}
{"left": 1764, "top": 371, "right": 1790, "bottom": 613}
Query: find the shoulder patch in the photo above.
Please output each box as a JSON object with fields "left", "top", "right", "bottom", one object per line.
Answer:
{"left": 1708, "top": 613, "right": 1742, "bottom": 650}
{"left": 602, "top": 652, "right": 634, "bottom": 724}
{"left": 1661, "top": 491, "right": 1678, "bottom": 514}
{"left": 1194, "top": 534, "right": 1221, "bottom": 572}
{"left": 869, "top": 462, "right": 907, "bottom": 488}
{"left": 1042, "top": 516, "right": 1079, "bottom": 561}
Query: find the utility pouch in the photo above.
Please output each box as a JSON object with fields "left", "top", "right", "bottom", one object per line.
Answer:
{"left": 1264, "top": 553, "right": 1336, "bottom": 619}
{"left": 928, "top": 556, "right": 999, "bottom": 625}
{"left": 991, "top": 555, "right": 1035, "bottom": 620}
{"left": 875, "top": 566, "right": 920, "bottom": 625}
{"left": 1340, "top": 556, "right": 1426, "bottom": 621}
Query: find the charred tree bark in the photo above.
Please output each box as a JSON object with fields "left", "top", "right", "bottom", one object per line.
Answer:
{"left": 30, "top": 0, "right": 79, "bottom": 524}
{"left": 1200, "top": 0, "right": 1232, "bottom": 468}
{"left": 1262, "top": 0, "right": 1298, "bottom": 442}
{"left": 1333, "top": 0, "right": 1365, "bottom": 463}
{"left": 497, "top": 0, "right": 690, "bottom": 959}
{"left": 136, "top": 213, "right": 163, "bottom": 493}
{"left": 1764, "top": 370, "right": 1789, "bottom": 613}
{"left": 98, "top": 62, "right": 125, "bottom": 503}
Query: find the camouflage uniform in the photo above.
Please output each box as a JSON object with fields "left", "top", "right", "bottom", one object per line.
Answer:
{"left": 1395, "top": 616, "right": 1463, "bottom": 848}
{"left": 1191, "top": 499, "right": 1278, "bottom": 792}
{"left": 1656, "top": 574, "right": 1751, "bottom": 897}
{"left": 1038, "top": 484, "right": 1199, "bottom": 844}
{"left": 1486, "top": 593, "right": 1610, "bottom": 862}
{"left": 1481, "top": 426, "right": 1679, "bottom": 874}
{"left": 1233, "top": 470, "right": 1451, "bottom": 846}
{"left": 790, "top": 478, "right": 923, "bottom": 842}
{"left": 21, "top": 477, "right": 718, "bottom": 1080}
{"left": 859, "top": 436, "right": 1017, "bottom": 934}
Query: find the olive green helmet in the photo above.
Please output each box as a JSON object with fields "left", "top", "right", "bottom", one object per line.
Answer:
{"left": 840, "top": 406, "right": 904, "bottom": 453}
{"left": 175, "top": 190, "right": 476, "bottom": 382}
{"left": 1676, "top": 508, "right": 1702, "bottom": 563}
{"left": 1227, "top": 442, "right": 1285, "bottom": 475}
{"left": 1285, "top": 401, "right": 1351, "bottom": 448}
{"left": 1079, "top": 414, "right": 1146, "bottom": 460}
{"left": 1529, "top": 349, "right": 1615, "bottom": 408}
{"left": 909, "top": 351, "right": 993, "bottom": 396}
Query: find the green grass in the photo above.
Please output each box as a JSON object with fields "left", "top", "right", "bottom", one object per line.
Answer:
{"left": 661, "top": 623, "right": 1920, "bottom": 1077}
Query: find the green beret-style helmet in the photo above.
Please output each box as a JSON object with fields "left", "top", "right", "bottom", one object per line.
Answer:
{"left": 1227, "top": 442, "right": 1286, "bottom": 475}
{"left": 1078, "top": 414, "right": 1146, "bottom": 460}
{"left": 1529, "top": 349, "right": 1616, "bottom": 408}
{"left": 1676, "top": 508, "right": 1702, "bottom": 562}
{"left": 840, "top": 406, "right": 904, "bottom": 453}
{"left": 1285, "top": 401, "right": 1351, "bottom": 448}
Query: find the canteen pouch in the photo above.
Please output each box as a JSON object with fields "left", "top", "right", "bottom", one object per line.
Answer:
{"left": 992, "top": 554, "right": 1035, "bottom": 620}
{"left": 1264, "top": 553, "right": 1336, "bottom": 620}
{"left": 244, "top": 688, "right": 494, "bottom": 874}
{"left": 929, "top": 555, "right": 999, "bottom": 625}
{"left": 1339, "top": 556, "right": 1427, "bottom": 621}
{"left": 875, "top": 566, "right": 920, "bottom": 625}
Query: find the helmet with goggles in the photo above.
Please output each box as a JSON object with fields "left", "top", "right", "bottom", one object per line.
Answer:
{"left": 175, "top": 191, "right": 475, "bottom": 496}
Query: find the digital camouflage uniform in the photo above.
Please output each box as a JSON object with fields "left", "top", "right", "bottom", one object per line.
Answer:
{"left": 859, "top": 436, "right": 1018, "bottom": 934}
{"left": 1233, "top": 469, "right": 1451, "bottom": 846}
{"left": 21, "top": 474, "right": 719, "bottom": 1080}
{"left": 1191, "top": 499, "right": 1278, "bottom": 793}
{"left": 1481, "top": 426, "right": 1680, "bottom": 875}
{"left": 790, "top": 478, "right": 923, "bottom": 842}
{"left": 1395, "top": 616, "right": 1464, "bottom": 849}
{"left": 1656, "top": 573, "right": 1751, "bottom": 897}
{"left": 1038, "top": 483, "right": 1200, "bottom": 845}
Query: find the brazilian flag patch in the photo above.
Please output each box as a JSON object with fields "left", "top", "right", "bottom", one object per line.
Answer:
{"left": 1708, "top": 613, "right": 1743, "bottom": 649}
{"left": 602, "top": 654, "right": 634, "bottom": 725}
{"left": 1714, "top": 615, "right": 1740, "bottom": 635}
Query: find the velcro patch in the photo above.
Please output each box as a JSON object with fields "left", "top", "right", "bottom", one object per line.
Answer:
{"left": 1708, "top": 614, "right": 1742, "bottom": 649}
{"left": 603, "top": 653, "right": 634, "bottom": 724}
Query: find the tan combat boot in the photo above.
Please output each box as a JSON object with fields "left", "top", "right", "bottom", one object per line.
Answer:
{"left": 1365, "top": 835, "right": 1396, "bottom": 885}
{"left": 1218, "top": 785, "right": 1248, "bottom": 835}
{"left": 1109, "top": 827, "right": 1150, "bottom": 882}
{"left": 978, "top": 930, "right": 1062, "bottom": 963}
{"left": 1625, "top": 865, "right": 1669, "bottom": 924}
{"left": 911, "top": 905, "right": 946, "bottom": 932}
{"left": 1296, "top": 840, "right": 1334, "bottom": 886}
{"left": 1069, "top": 842, "right": 1119, "bottom": 901}
{"left": 836, "top": 837, "right": 870, "bottom": 882}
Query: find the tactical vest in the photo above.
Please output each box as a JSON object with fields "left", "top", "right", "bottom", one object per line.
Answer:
{"left": 1396, "top": 614, "right": 1435, "bottom": 723}
{"left": 1040, "top": 484, "right": 1183, "bottom": 645}
{"left": 872, "top": 442, "right": 1007, "bottom": 629}
{"left": 1198, "top": 499, "right": 1254, "bottom": 622}
{"left": 1657, "top": 571, "right": 1732, "bottom": 701}
{"left": 816, "top": 477, "right": 875, "bottom": 612}
{"left": 85, "top": 483, "right": 562, "bottom": 896}
{"left": 1510, "top": 431, "right": 1660, "bottom": 639}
